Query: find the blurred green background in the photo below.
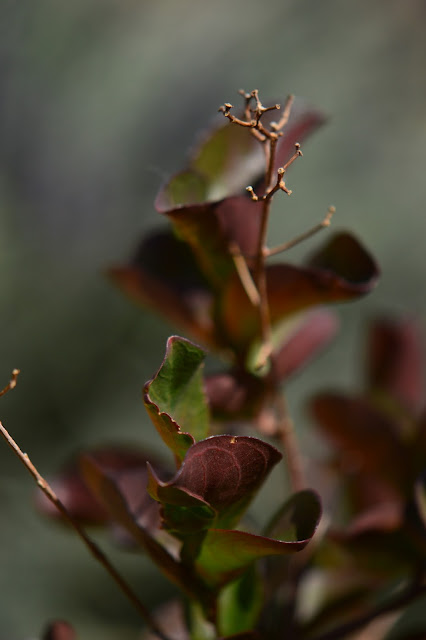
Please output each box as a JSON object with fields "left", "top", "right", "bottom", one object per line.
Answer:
{"left": 1, "top": 0, "right": 426, "bottom": 637}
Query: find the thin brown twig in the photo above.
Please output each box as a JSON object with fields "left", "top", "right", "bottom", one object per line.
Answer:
{"left": 229, "top": 241, "right": 260, "bottom": 307}
{"left": 265, "top": 206, "right": 335, "bottom": 258}
{"left": 271, "top": 94, "right": 294, "bottom": 132}
{"left": 0, "top": 372, "right": 171, "bottom": 640}
{"left": 274, "top": 394, "right": 306, "bottom": 492}
{"left": 0, "top": 368, "right": 20, "bottom": 397}
{"left": 219, "top": 91, "right": 299, "bottom": 370}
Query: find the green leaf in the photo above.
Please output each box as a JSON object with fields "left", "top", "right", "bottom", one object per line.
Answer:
{"left": 193, "top": 490, "right": 321, "bottom": 588}
{"left": 144, "top": 336, "right": 210, "bottom": 462}
{"left": 217, "top": 566, "right": 263, "bottom": 637}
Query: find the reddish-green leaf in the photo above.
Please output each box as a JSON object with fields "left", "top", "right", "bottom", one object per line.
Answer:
{"left": 204, "top": 368, "right": 267, "bottom": 421}
{"left": 148, "top": 435, "right": 282, "bottom": 533}
{"left": 144, "top": 336, "right": 210, "bottom": 462}
{"left": 272, "top": 309, "right": 339, "bottom": 383}
{"left": 162, "top": 196, "right": 262, "bottom": 290}
{"left": 157, "top": 98, "right": 324, "bottom": 209}
{"left": 265, "top": 489, "right": 322, "bottom": 541}
{"left": 311, "top": 392, "right": 406, "bottom": 488}
{"left": 36, "top": 447, "right": 159, "bottom": 527}
{"left": 42, "top": 621, "right": 76, "bottom": 640}
{"left": 367, "top": 317, "right": 424, "bottom": 413}
{"left": 192, "top": 490, "right": 321, "bottom": 588}
{"left": 220, "top": 233, "right": 379, "bottom": 352}
{"left": 156, "top": 99, "right": 325, "bottom": 295}
{"left": 108, "top": 229, "right": 222, "bottom": 349}
{"left": 79, "top": 453, "right": 206, "bottom": 601}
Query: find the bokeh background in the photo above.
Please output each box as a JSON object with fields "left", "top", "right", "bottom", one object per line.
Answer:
{"left": 1, "top": 0, "right": 426, "bottom": 638}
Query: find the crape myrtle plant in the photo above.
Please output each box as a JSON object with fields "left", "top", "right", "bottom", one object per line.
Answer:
{"left": 2, "top": 90, "right": 426, "bottom": 640}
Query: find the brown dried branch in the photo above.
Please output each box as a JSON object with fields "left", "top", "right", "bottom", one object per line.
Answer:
{"left": 0, "top": 372, "right": 171, "bottom": 640}
{"left": 265, "top": 206, "right": 335, "bottom": 258}
{"left": 228, "top": 241, "right": 261, "bottom": 307}
{"left": 270, "top": 94, "right": 294, "bottom": 132}
{"left": 273, "top": 394, "right": 306, "bottom": 492}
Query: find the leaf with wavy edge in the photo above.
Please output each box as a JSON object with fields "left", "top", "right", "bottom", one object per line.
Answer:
{"left": 144, "top": 336, "right": 210, "bottom": 463}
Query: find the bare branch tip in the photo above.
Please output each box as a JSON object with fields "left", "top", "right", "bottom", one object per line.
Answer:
{"left": 246, "top": 186, "right": 259, "bottom": 201}
{"left": 0, "top": 369, "right": 20, "bottom": 398}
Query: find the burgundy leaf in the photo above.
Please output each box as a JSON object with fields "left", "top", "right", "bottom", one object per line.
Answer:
{"left": 220, "top": 233, "right": 378, "bottom": 351}
{"left": 108, "top": 229, "right": 220, "bottom": 349}
{"left": 35, "top": 464, "right": 108, "bottom": 525}
{"left": 367, "top": 317, "right": 424, "bottom": 413}
{"left": 148, "top": 435, "right": 282, "bottom": 530}
{"left": 204, "top": 369, "right": 267, "bottom": 420}
{"left": 79, "top": 452, "right": 210, "bottom": 602}
{"left": 161, "top": 197, "right": 263, "bottom": 290}
{"left": 273, "top": 309, "right": 339, "bottom": 383}
{"left": 42, "top": 621, "right": 76, "bottom": 640}
{"left": 36, "top": 447, "right": 158, "bottom": 526}
{"left": 342, "top": 501, "right": 404, "bottom": 537}
{"left": 311, "top": 393, "right": 407, "bottom": 488}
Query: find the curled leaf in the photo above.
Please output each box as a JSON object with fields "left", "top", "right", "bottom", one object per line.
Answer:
{"left": 193, "top": 490, "right": 321, "bottom": 588}
{"left": 148, "top": 435, "right": 282, "bottom": 532}
{"left": 144, "top": 336, "right": 210, "bottom": 462}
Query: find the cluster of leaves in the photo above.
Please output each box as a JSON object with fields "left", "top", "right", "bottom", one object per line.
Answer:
{"left": 25, "top": 91, "right": 426, "bottom": 639}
